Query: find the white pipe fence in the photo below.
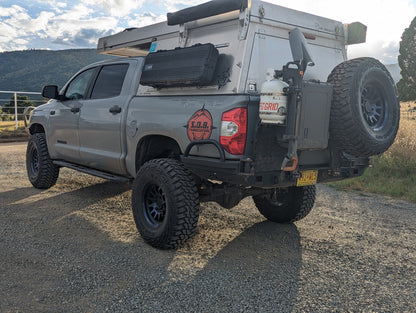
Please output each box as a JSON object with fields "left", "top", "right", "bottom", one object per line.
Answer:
{"left": 0, "top": 91, "right": 43, "bottom": 129}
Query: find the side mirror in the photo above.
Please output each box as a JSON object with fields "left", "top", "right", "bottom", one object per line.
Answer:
{"left": 42, "top": 85, "right": 59, "bottom": 99}
{"left": 289, "top": 28, "right": 315, "bottom": 73}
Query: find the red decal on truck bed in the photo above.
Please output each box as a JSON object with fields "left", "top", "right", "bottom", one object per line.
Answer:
{"left": 187, "top": 109, "right": 213, "bottom": 141}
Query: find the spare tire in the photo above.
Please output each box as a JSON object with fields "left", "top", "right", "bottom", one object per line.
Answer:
{"left": 327, "top": 57, "right": 400, "bottom": 157}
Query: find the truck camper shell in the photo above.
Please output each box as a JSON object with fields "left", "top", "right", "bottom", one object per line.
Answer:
{"left": 97, "top": 0, "right": 366, "bottom": 96}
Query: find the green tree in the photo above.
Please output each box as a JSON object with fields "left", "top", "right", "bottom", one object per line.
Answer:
{"left": 0, "top": 105, "right": 6, "bottom": 121}
{"left": 397, "top": 16, "right": 416, "bottom": 101}
{"left": 3, "top": 95, "right": 34, "bottom": 120}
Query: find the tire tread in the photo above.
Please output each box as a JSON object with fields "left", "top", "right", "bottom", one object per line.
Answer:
{"left": 26, "top": 133, "right": 59, "bottom": 189}
{"left": 132, "top": 159, "right": 199, "bottom": 249}
{"left": 253, "top": 185, "right": 316, "bottom": 223}
{"left": 327, "top": 57, "right": 399, "bottom": 156}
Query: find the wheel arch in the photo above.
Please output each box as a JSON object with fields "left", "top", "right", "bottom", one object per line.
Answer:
{"left": 28, "top": 123, "right": 45, "bottom": 135}
{"left": 135, "top": 135, "right": 182, "bottom": 173}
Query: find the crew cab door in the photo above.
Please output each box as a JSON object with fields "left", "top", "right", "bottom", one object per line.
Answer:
{"left": 77, "top": 63, "right": 130, "bottom": 174}
{"left": 48, "top": 67, "right": 96, "bottom": 162}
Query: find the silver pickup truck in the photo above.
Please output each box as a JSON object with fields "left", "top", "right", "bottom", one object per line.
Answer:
{"left": 26, "top": 0, "right": 399, "bottom": 249}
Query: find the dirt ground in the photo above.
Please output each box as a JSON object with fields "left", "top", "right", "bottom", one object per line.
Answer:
{"left": 1, "top": 142, "right": 415, "bottom": 312}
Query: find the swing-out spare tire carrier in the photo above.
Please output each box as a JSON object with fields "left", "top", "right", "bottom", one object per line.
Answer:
{"left": 327, "top": 57, "right": 400, "bottom": 157}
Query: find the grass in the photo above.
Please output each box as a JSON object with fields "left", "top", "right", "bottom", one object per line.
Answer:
{"left": 329, "top": 102, "right": 416, "bottom": 203}
{"left": 0, "top": 121, "right": 28, "bottom": 140}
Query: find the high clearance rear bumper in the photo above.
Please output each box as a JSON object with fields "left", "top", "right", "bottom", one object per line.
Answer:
{"left": 181, "top": 145, "right": 369, "bottom": 188}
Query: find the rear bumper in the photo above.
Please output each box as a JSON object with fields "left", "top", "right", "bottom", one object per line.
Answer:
{"left": 181, "top": 154, "right": 369, "bottom": 188}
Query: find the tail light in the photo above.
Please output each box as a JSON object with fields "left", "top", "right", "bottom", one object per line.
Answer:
{"left": 220, "top": 107, "right": 247, "bottom": 155}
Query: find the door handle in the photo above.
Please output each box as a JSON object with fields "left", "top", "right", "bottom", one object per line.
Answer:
{"left": 109, "top": 105, "right": 122, "bottom": 114}
{"left": 71, "top": 107, "right": 80, "bottom": 113}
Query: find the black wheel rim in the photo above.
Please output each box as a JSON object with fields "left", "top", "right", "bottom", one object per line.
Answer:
{"left": 142, "top": 183, "right": 167, "bottom": 227}
{"left": 30, "top": 145, "right": 39, "bottom": 176}
{"left": 360, "top": 81, "right": 388, "bottom": 132}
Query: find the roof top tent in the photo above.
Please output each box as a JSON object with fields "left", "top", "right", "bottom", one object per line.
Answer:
{"left": 97, "top": 0, "right": 366, "bottom": 95}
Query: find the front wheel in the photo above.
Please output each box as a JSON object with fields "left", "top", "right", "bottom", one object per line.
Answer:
{"left": 253, "top": 185, "right": 316, "bottom": 223}
{"left": 26, "top": 133, "right": 59, "bottom": 189}
{"left": 131, "top": 159, "right": 200, "bottom": 249}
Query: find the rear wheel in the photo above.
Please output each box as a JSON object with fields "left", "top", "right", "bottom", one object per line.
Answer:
{"left": 253, "top": 185, "right": 316, "bottom": 223}
{"left": 132, "top": 159, "right": 200, "bottom": 249}
{"left": 26, "top": 133, "right": 59, "bottom": 189}
{"left": 327, "top": 57, "right": 400, "bottom": 156}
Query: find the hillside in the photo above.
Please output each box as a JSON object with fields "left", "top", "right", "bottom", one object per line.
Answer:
{"left": 385, "top": 63, "right": 401, "bottom": 84}
{"left": 0, "top": 49, "right": 114, "bottom": 93}
{"left": 0, "top": 49, "right": 402, "bottom": 93}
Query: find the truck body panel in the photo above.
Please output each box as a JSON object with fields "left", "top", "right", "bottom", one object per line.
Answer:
{"left": 36, "top": 58, "right": 142, "bottom": 175}
{"left": 124, "top": 94, "right": 254, "bottom": 177}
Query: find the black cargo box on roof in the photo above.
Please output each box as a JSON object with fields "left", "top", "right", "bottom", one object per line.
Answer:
{"left": 167, "top": 0, "right": 248, "bottom": 26}
{"left": 140, "top": 44, "right": 219, "bottom": 88}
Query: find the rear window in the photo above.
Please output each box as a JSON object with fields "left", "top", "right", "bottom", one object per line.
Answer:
{"left": 91, "top": 64, "right": 129, "bottom": 99}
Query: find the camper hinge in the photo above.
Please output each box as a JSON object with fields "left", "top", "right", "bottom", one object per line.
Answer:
{"left": 238, "top": 4, "right": 251, "bottom": 40}
{"left": 179, "top": 24, "right": 189, "bottom": 47}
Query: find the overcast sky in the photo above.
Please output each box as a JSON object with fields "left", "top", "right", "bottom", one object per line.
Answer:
{"left": 1, "top": 0, "right": 415, "bottom": 64}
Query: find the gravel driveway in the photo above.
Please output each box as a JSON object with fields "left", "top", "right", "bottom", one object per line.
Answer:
{"left": 1, "top": 142, "right": 415, "bottom": 312}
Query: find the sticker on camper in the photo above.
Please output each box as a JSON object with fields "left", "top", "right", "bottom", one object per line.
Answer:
{"left": 186, "top": 108, "right": 213, "bottom": 141}
{"left": 149, "top": 42, "right": 157, "bottom": 53}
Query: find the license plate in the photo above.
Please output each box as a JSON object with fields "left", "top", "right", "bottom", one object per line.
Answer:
{"left": 297, "top": 170, "right": 318, "bottom": 187}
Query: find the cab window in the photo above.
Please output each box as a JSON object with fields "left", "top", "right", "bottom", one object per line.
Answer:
{"left": 90, "top": 64, "right": 129, "bottom": 99}
{"left": 65, "top": 68, "right": 95, "bottom": 100}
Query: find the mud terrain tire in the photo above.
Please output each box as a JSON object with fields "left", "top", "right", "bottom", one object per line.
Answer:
{"left": 327, "top": 57, "right": 400, "bottom": 157}
{"left": 253, "top": 185, "right": 316, "bottom": 223}
{"left": 132, "top": 158, "right": 200, "bottom": 249}
{"left": 26, "top": 133, "right": 59, "bottom": 189}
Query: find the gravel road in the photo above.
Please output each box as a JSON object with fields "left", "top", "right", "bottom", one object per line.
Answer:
{"left": 1, "top": 142, "right": 415, "bottom": 312}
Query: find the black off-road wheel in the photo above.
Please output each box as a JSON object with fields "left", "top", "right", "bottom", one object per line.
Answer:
{"left": 132, "top": 158, "right": 200, "bottom": 249}
{"left": 253, "top": 185, "right": 316, "bottom": 223}
{"left": 327, "top": 57, "right": 400, "bottom": 157}
{"left": 26, "top": 133, "right": 59, "bottom": 189}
